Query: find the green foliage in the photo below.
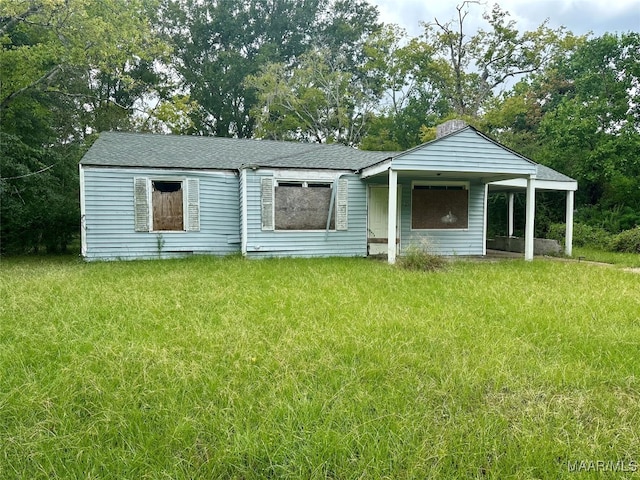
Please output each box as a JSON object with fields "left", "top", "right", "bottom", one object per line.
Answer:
{"left": 0, "top": 133, "right": 82, "bottom": 254}
{"left": 609, "top": 227, "right": 640, "bottom": 254}
{"left": 547, "top": 222, "right": 612, "bottom": 249}
{"left": 0, "top": 0, "right": 166, "bottom": 253}
{"left": 163, "top": 0, "right": 380, "bottom": 138}
{"left": 575, "top": 204, "right": 640, "bottom": 234}
{"left": 248, "top": 48, "right": 381, "bottom": 145}
{"left": 536, "top": 33, "right": 640, "bottom": 207}
{"left": 398, "top": 242, "right": 447, "bottom": 272}
{"left": 416, "top": 3, "right": 574, "bottom": 118}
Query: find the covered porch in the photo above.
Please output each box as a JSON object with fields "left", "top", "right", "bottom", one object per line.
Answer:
{"left": 362, "top": 168, "right": 539, "bottom": 264}
{"left": 358, "top": 121, "right": 577, "bottom": 264}
{"left": 489, "top": 164, "right": 577, "bottom": 257}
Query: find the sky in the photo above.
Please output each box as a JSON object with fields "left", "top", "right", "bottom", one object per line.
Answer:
{"left": 369, "top": 0, "right": 640, "bottom": 38}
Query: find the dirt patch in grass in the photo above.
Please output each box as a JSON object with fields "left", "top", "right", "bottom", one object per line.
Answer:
{"left": 623, "top": 267, "right": 640, "bottom": 274}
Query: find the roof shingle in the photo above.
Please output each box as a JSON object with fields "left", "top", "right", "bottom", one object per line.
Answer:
{"left": 80, "top": 132, "right": 392, "bottom": 171}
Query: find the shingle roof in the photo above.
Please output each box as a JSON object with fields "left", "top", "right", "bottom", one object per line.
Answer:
{"left": 80, "top": 130, "right": 576, "bottom": 186}
{"left": 536, "top": 164, "right": 575, "bottom": 183}
{"left": 80, "top": 132, "right": 393, "bottom": 171}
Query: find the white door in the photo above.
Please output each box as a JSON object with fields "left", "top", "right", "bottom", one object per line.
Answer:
{"left": 368, "top": 186, "right": 401, "bottom": 255}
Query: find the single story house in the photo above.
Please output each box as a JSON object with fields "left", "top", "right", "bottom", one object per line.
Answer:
{"left": 79, "top": 120, "right": 577, "bottom": 263}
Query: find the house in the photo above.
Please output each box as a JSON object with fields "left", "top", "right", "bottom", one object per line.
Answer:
{"left": 78, "top": 120, "right": 577, "bottom": 263}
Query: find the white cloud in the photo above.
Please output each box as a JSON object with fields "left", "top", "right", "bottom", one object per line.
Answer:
{"left": 369, "top": 0, "right": 640, "bottom": 37}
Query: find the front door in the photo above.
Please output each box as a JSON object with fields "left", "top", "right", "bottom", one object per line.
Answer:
{"left": 368, "top": 185, "right": 401, "bottom": 255}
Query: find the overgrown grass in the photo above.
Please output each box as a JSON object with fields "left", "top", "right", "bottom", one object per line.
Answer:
{"left": 572, "top": 247, "right": 640, "bottom": 267}
{"left": 1, "top": 255, "right": 639, "bottom": 478}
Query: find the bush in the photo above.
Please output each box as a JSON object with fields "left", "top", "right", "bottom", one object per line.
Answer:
{"left": 547, "top": 222, "right": 612, "bottom": 249}
{"left": 609, "top": 227, "right": 640, "bottom": 253}
{"left": 398, "top": 243, "right": 447, "bottom": 272}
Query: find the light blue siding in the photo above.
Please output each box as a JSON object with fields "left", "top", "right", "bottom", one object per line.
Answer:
{"left": 244, "top": 171, "right": 368, "bottom": 258}
{"left": 398, "top": 179, "right": 485, "bottom": 256}
{"left": 392, "top": 128, "right": 537, "bottom": 176}
{"left": 82, "top": 167, "right": 240, "bottom": 261}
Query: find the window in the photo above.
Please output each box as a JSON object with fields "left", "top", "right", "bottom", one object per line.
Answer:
{"left": 411, "top": 182, "right": 469, "bottom": 230}
{"left": 152, "top": 181, "right": 183, "bottom": 231}
{"left": 133, "top": 177, "right": 200, "bottom": 232}
{"left": 261, "top": 177, "right": 348, "bottom": 231}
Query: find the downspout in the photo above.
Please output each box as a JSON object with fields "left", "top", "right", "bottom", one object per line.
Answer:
{"left": 239, "top": 167, "right": 249, "bottom": 256}
{"left": 79, "top": 163, "right": 87, "bottom": 259}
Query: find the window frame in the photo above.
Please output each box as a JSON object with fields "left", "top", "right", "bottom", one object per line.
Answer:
{"left": 410, "top": 180, "right": 470, "bottom": 231}
{"left": 260, "top": 176, "right": 349, "bottom": 232}
{"left": 151, "top": 179, "right": 186, "bottom": 232}
{"left": 134, "top": 177, "right": 200, "bottom": 233}
{"left": 273, "top": 179, "right": 336, "bottom": 232}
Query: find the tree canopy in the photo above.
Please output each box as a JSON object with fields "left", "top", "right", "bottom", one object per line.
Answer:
{"left": 1, "top": 0, "right": 638, "bottom": 253}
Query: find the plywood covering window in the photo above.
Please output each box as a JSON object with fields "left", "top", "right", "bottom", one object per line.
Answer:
{"left": 275, "top": 181, "right": 334, "bottom": 230}
{"left": 133, "top": 177, "right": 200, "bottom": 233}
{"left": 260, "top": 177, "right": 348, "bottom": 231}
{"left": 411, "top": 182, "right": 469, "bottom": 230}
{"left": 152, "top": 181, "right": 184, "bottom": 231}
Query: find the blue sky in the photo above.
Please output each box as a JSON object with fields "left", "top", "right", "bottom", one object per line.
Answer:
{"left": 369, "top": 0, "right": 640, "bottom": 38}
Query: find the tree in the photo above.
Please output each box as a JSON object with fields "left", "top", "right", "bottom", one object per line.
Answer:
{"left": 535, "top": 32, "right": 640, "bottom": 227}
{"left": 248, "top": 48, "right": 379, "bottom": 145}
{"left": 1, "top": 0, "right": 167, "bottom": 253}
{"left": 160, "top": 0, "right": 325, "bottom": 137}
{"left": 1, "top": 0, "right": 167, "bottom": 137}
{"left": 161, "top": 0, "right": 382, "bottom": 138}
{"left": 416, "top": 1, "right": 575, "bottom": 117}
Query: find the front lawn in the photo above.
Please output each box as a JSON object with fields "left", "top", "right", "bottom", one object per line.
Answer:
{"left": 1, "top": 255, "right": 639, "bottom": 478}
{"left": 571, "top": 247, "right": 640, "bottom": 268}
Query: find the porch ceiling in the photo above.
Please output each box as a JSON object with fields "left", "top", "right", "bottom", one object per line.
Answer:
{"left": 489, "top": 178, "right": 578, "bottom": 193}
{"left": 362, "top": 168, "right": 530, "bottom": 184}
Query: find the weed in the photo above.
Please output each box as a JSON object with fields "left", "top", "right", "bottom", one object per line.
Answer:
{"left": 398, "top": 240, "right": 447, "bottom": 272}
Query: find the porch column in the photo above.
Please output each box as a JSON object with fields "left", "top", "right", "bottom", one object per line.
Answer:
{"left": 524, "top": 177, "right": 536, "bottom": 261}
{"left": 565, "top": 190, "right": 574, "bottom": 256}
{"left": 387, "top": 169, "right": 398, "bottom": 264}
{"left": 507, "top": 192, "right": 515, "bottom": 237}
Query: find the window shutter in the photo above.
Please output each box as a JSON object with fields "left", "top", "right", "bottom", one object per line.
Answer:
{"left": 186, "top": 178, "right": 200, "bottom": 231}
{"left": 133, "top": 177, "right": 150, "bottom": 232}
{"left": 261, "top": 177, "right": 274, "bottom": 230}
{"left": 336, "top": 178, "right": 348, "bottom": 230}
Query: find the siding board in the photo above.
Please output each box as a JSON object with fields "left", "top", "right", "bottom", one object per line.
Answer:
{"left": 392, "top": 128, "right": 537, "bottom": 177}
{"left": 83, "top": 167, "right": 240, "bottom": 261}
{"left": 245, "top": 171, "right": 367, "bottom": 258}
{"left": 399, "top": 179, "right": 485, "bottom": 256}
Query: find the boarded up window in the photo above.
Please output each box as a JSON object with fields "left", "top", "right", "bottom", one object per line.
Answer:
{"left": 152, "top": 181, "right": 184, "bottom": 231}
{"left": 275, "top": 183, "right": 335, "bottom": 230}
{"left": 411, "top": 185, "right": 468, "bottom": 229}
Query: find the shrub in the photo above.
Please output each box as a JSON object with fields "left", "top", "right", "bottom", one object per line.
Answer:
{"left": 398, "top": 243, "right": 447, "bottom": 272}
{"left": 548, "top": 222, "right": 612, "bottom": 249}
{"left": 609, "top": 227, "right": 640, "bottom": 253}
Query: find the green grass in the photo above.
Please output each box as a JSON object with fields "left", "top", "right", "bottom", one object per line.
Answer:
{"left": 1, "top": 255, "right": 640, "bottom": 479}
{"left": 571, "top": 247, "right": 640, "bottom": 267}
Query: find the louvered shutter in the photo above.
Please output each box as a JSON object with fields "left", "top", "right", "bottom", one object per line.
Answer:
{"left": 261, "top": 177, "right": 274, "bottom": 230}
{"left": 133, "top": 177, "right": 150, "bottom": 232}
{"left": 336, "top": 178, "right": 348, "bottom": 230}
{"left": 186, "top": 178, "right": 200, "bottom": 231}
